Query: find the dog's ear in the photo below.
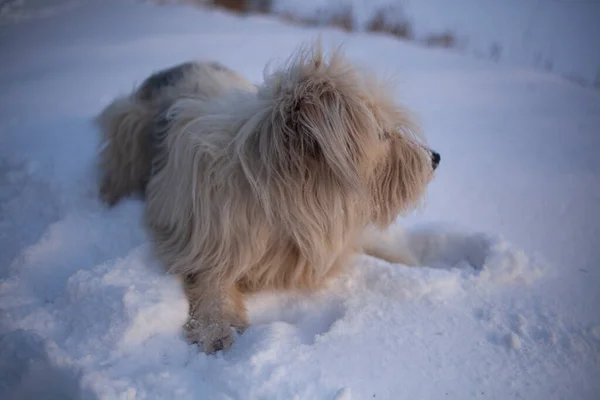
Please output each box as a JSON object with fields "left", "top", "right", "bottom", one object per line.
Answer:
{"left": 261, "top": 46, "right": 374, "bottom": 190}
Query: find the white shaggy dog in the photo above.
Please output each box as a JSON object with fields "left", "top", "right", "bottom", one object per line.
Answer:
{"left": 96, "top": 41, "right": 440, "bottom": 353}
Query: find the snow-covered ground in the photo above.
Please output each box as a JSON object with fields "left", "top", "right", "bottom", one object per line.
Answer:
{"left": 271, "top": 0, "right": 600, "bottom": 89}
{"left": 1, "top": 0, "right": 599, "bottom": 399}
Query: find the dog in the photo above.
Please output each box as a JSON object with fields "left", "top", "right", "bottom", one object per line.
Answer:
{"left": 95, "top": 41, "right": 440, "bottom": 354}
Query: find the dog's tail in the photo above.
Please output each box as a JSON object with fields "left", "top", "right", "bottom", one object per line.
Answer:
{"left": 95, "top": 94, "right": 154, "bottom": 206}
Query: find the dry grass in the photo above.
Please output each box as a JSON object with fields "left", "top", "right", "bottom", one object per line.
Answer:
{"left": 211, "top": 0, "right": 248, "bottom": 13}
{"left": 366, "top": 9, "right": 412, "bottom": 40}
{"left": 163, "top": 0, "right": 456, "bottom": 48}
{"left": 423, "top": 32, "right": 455, "bottom": 48}
{"left": 279, "top": 7, "right": 353, "bottom": 32}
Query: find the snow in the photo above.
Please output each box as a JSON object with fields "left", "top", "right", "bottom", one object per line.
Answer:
{"left": 0, "top": 0, "right": 81, "bottom": 24}
{"left": 272, "top": 0, "right": 600, "bottom": 89}
{"left": 1, "top": 0, "right": 600, "bottom": 399}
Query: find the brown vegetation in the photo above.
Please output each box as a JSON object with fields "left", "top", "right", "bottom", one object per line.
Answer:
{"left": 166, "top": 0, "right": 456, "bottom": 48}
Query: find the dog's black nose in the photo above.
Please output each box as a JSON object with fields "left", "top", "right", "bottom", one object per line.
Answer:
{"left": 431, "top": 151, "right": 440, "bottom": 170}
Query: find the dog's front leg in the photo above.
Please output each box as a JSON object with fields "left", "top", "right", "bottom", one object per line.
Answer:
{"left": 360, "top": 224, "right": 420, "bottom": 266}
{"left": 183, "top": 275, "right": 248, "bottom": 354}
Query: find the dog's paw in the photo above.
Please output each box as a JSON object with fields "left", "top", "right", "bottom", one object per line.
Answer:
{"left": 231, "top": 323, "right": 247, "bottom": 335}
{"left": 225, "top": 311, "right": 249, "bottom": 336}
{"left": 184, "top": 317, "right": 235, "bottom": 354}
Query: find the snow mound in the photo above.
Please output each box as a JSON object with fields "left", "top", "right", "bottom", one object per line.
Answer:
{"left": 271, "top": 0, "right": 600, "bottom": 88}
{"left": 408, "top": 224, "right": 542, "bottom": 285}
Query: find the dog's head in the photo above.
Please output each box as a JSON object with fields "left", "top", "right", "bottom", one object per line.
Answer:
{"left": 242, "top": 41, "right": 439, "bottom": 236}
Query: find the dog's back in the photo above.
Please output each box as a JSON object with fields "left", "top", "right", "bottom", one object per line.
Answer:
{"left": 95, "top": 61, "right": 254, "bottom": 206}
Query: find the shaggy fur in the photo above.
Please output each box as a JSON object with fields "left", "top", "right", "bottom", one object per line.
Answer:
{"left": 95, "top": 61, "right": 256, "bottom": 205}
{"left": 96, "top": 41, "right": 440, "bottom": 354}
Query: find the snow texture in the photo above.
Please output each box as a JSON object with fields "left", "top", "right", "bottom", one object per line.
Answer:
{"left": 1, "top": 0, "right": 599, "bottom": 399}
{"left": 272, "top": 0, "right": 600, "bottom": 89}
